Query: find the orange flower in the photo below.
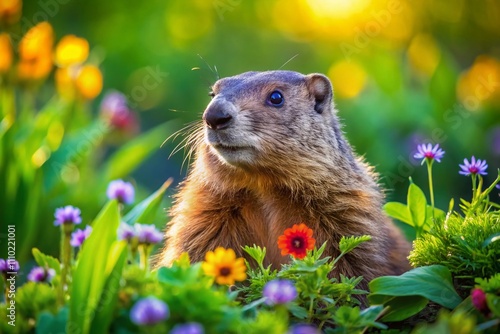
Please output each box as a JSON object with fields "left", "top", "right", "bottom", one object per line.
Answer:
{"left": 201, "top": 247, "right": 247, "bottom": 285}
{"left": 55, "top": 35, "right": 89, "bottom": 67}
{"left": 75, "top": 65, "right": 103, "bottom": 100}
{"left": 19, "top": 22, "right": 53, "bottom": 61}
{"left": 277, "top": 223, "right": 315, "bottom": 259}
{"left": 17, "top": 22, "right": 53, "bottom": 81}
{"left": 0, "top": 33, "right": 13, "bottom": 73}
{"left": 0, "top": 0, "right": 22, "bottom": 25}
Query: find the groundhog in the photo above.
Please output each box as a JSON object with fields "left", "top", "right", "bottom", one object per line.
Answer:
{"left": 157, "top": 70, "right": 411, "bottom": 286}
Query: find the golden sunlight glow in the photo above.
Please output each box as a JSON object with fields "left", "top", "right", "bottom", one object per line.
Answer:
{"left": 328, "top": 60, "right": 367, "bottom": 99}
{"left": 457, "top": 55, "right": 500, "bottom": 111}
{"left": 306, "top": 0, "right": 370, "bottom": 19}
{"left": 407, "top": 34, "right": 440, "bottom": 77}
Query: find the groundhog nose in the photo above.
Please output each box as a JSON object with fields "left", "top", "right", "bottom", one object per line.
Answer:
{"left": 203, "top": 105, "right": 233, "bottom": 130}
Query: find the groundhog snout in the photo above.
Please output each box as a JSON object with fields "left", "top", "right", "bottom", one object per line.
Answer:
{"left": 203, "top": 100, "right": 233, "bottom": 130}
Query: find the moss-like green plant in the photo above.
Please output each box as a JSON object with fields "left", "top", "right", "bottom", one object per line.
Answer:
{"left": 409, "top": 211, "right": 500, "bottom": 280}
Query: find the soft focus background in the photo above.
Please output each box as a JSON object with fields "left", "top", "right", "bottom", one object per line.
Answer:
{"left": 2, "top": 0, "right": 500, "bottom": 261}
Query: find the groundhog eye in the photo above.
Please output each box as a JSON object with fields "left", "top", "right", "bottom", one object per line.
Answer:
{"left": 208, "top": 91, "right": 215, "bottom": 98}
{"left": 268, "top": 91, "right": 284, "bottom": 107}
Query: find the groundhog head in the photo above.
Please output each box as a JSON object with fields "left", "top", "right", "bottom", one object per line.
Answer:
{"left": 202, "top": 71, "right": 346, "bottom": 174}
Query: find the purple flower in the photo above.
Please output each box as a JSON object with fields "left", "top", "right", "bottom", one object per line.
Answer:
{"left": 27, "top": 266, "right": 56, "bottom": 283}
{"left": 118, "top": 222, "right": 136, "bottom": 241}
{"left": 107, "top": 180, "right": 135, "bottom": 205}
{"left": 100, "top": 91, "right": 138, "bottom": 131}
{"left": 70, "top": 225, "right": 93, "bottom": 247}
{"left": 413, "top": 143, "right": 445, "bottom": 163}
{"left": 135, "top": 223, "right": 162, "bottom": 244}
{"left": 287, "top": 324, "right": 320, "bottom": 334}
{"left": 0, "top": 259, "right": 20, "bottom": 273}
{"left": 496, "top": 184, "right": 500, "bottom": 190}
{"left": 459, "top": 156, "right": 488, "bottom": 176}
{"left": 54, "top": 205, "right": 82, "bottom": 226}
{"left": 471, "top": 288, "right": 489, "bottom": 314}
{"left": 263, "top": 279, "right": 297, "bottom": 305}
{"left": 170, "top": 322, "right": 204, "bottom": 334}
{"left": 130, "top": 297, "right": 169, "bottom": 326}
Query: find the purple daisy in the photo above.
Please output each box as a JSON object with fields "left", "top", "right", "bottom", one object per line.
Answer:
{"left": 0, "top": 259, "right": 20, "bottom": 273}
{"left": 459, "top": 156, "right": 488, "bottom": 176}
{"left": 118, "top": 222, "right": 136, "bottom": 241}
{"left": 170, "top": 322, "right": 204, "bottom": 334}
{"left": 27, "top": 266, "right": 56, "bottom": 283}
{"left": 54, "top": 205, "right": 82, "bottom": 226}
{"left": 413, "top": 143, "right": 445, "bottom": 163}
{"left": 263, "top": 279, "right": 298, "bottom": 305}
{"left": 70, "top": 225, "right": 93, "bottom": 247}
{"left": 130, "top": 296, "right": 169, "bottom": 326}
{"left": 106, "top": 180, "right": 135, "bottom": 205}
{"left": 135, "top": 223, "right": 162, "bottom": 245}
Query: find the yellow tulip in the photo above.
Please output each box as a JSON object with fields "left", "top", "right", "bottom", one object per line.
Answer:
{"left": 19, "top": 22, "right": 54, "bottom": 61}
{"left": 75, "top": 65, "right": 103, "bottom": 100}
{"left": 55, "top": 35, "right": 89, "bottom": 67}
{"left": 0, "top": 33, "right": 13, "bottom": 73}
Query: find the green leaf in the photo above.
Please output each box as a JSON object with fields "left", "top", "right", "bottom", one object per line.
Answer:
{"left": 243, "top": 245, "right": 267, "bottom": 267}
{"left": 369, "top": 294, "right": 429, "bottom": 322}
{"left": 36, "top": 307, "right": 69, "bottom": 334}
{"left": 32, "top": 248, "right": 61, "bottom": 275}
{"left": 89, "top": 241, "right": 128, "bottom": 334}
{"left": 101, "top": 120, "right": 180, "bottom": 180}
{"left": 123, "top": 178, "right": 172, "bottom": 225}
{"left": 383, "top": 202, "right": 413, "bottom": 226}
{"left": 69, "top": 200, "right": 122, "bottom": 334}
{"left": 287, "top": 303, "right": 308, "bottom": 319}
{"left": 426, "top": 205, "right": 446, "bottom": 222}
{"left": 368, "top": 265, "right": 462, "bottom": 311}
{"left": 408, "top": 183, "right": 428, "bottom": 232}
{"left": 339, "top": 235, "right": 372, "bottom": 254}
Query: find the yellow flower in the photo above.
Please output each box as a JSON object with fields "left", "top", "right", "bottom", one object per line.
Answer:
{"left": 202, "top": 247, "right": 247, "bottom": 285}
{"left": 0, "top": 33, "right": 13, "bottom": 73}
{"left": 0, "top": 0, "right": 22, "bottom": 25}
{"left": 55, "top": 35, "right": 89, "bottom": 67}
{"left": 75, "top": 65, "right": 103, "bottom": 100}
{"left": 19, "top": 22, "right": 53, "bottom": 61}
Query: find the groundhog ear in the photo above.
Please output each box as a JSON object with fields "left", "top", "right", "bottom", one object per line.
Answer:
{"left": 305, "top": 74, "right": 333, "bottom": 114}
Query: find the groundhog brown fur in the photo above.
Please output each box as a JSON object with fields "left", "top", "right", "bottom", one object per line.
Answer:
{"left": 157, "top": 70, "right": 411, "bottom": 286}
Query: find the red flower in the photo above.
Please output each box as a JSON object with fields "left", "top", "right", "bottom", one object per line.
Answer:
{"left": 471, "top": 288, "right": 490, "bottom": 314}
{"left": 277, "top": 223, "right": 315, "bottom": 259}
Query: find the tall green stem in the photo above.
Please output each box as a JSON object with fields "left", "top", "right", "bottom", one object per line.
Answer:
{"left": 471, "top": 174, "right": 477, "bottom": 200}
{"left": 426, "top": 159, "right": 435, "bottom": 219}
{"left": 59, "top": 223, "right": 73, "bottom": 305}
{"left": 138, "top": 244, "right": 151, "bottom": 271}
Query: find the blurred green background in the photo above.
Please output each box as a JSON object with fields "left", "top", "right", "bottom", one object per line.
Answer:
{"left": 3, "top": 0, "right": 500, "bottom": 261}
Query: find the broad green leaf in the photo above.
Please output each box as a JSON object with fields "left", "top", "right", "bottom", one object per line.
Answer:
{"left": 408, "top": 183, "right": 428, "bottom": 231}
{"left": 32, "top": 248, "right": 61, "bottom": 275}
{"left": 486, "top": 294, "right": 500, "bottom": 317}
{"left": 89, "top": 241, "right": 128, "bottom": 334}
{"left": 425, "top": 205, "right": 446, "bottom": 224}
{"left": 69, "top": 200, "right": 121, "bottom": 334}
{"left": 383, "top": 202, "right": 413, "bottom": 226}
{"left": 123, "top": 178, "right": 172, "bottom": 225}
{"left": 102, "top": 120, "right": 180, "bottom": 180}
{"left": 368, "top": 265, "right": 462, "bottom": 310}
{"left": 369, "top": 295, "right": 429, "bottom": 322}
